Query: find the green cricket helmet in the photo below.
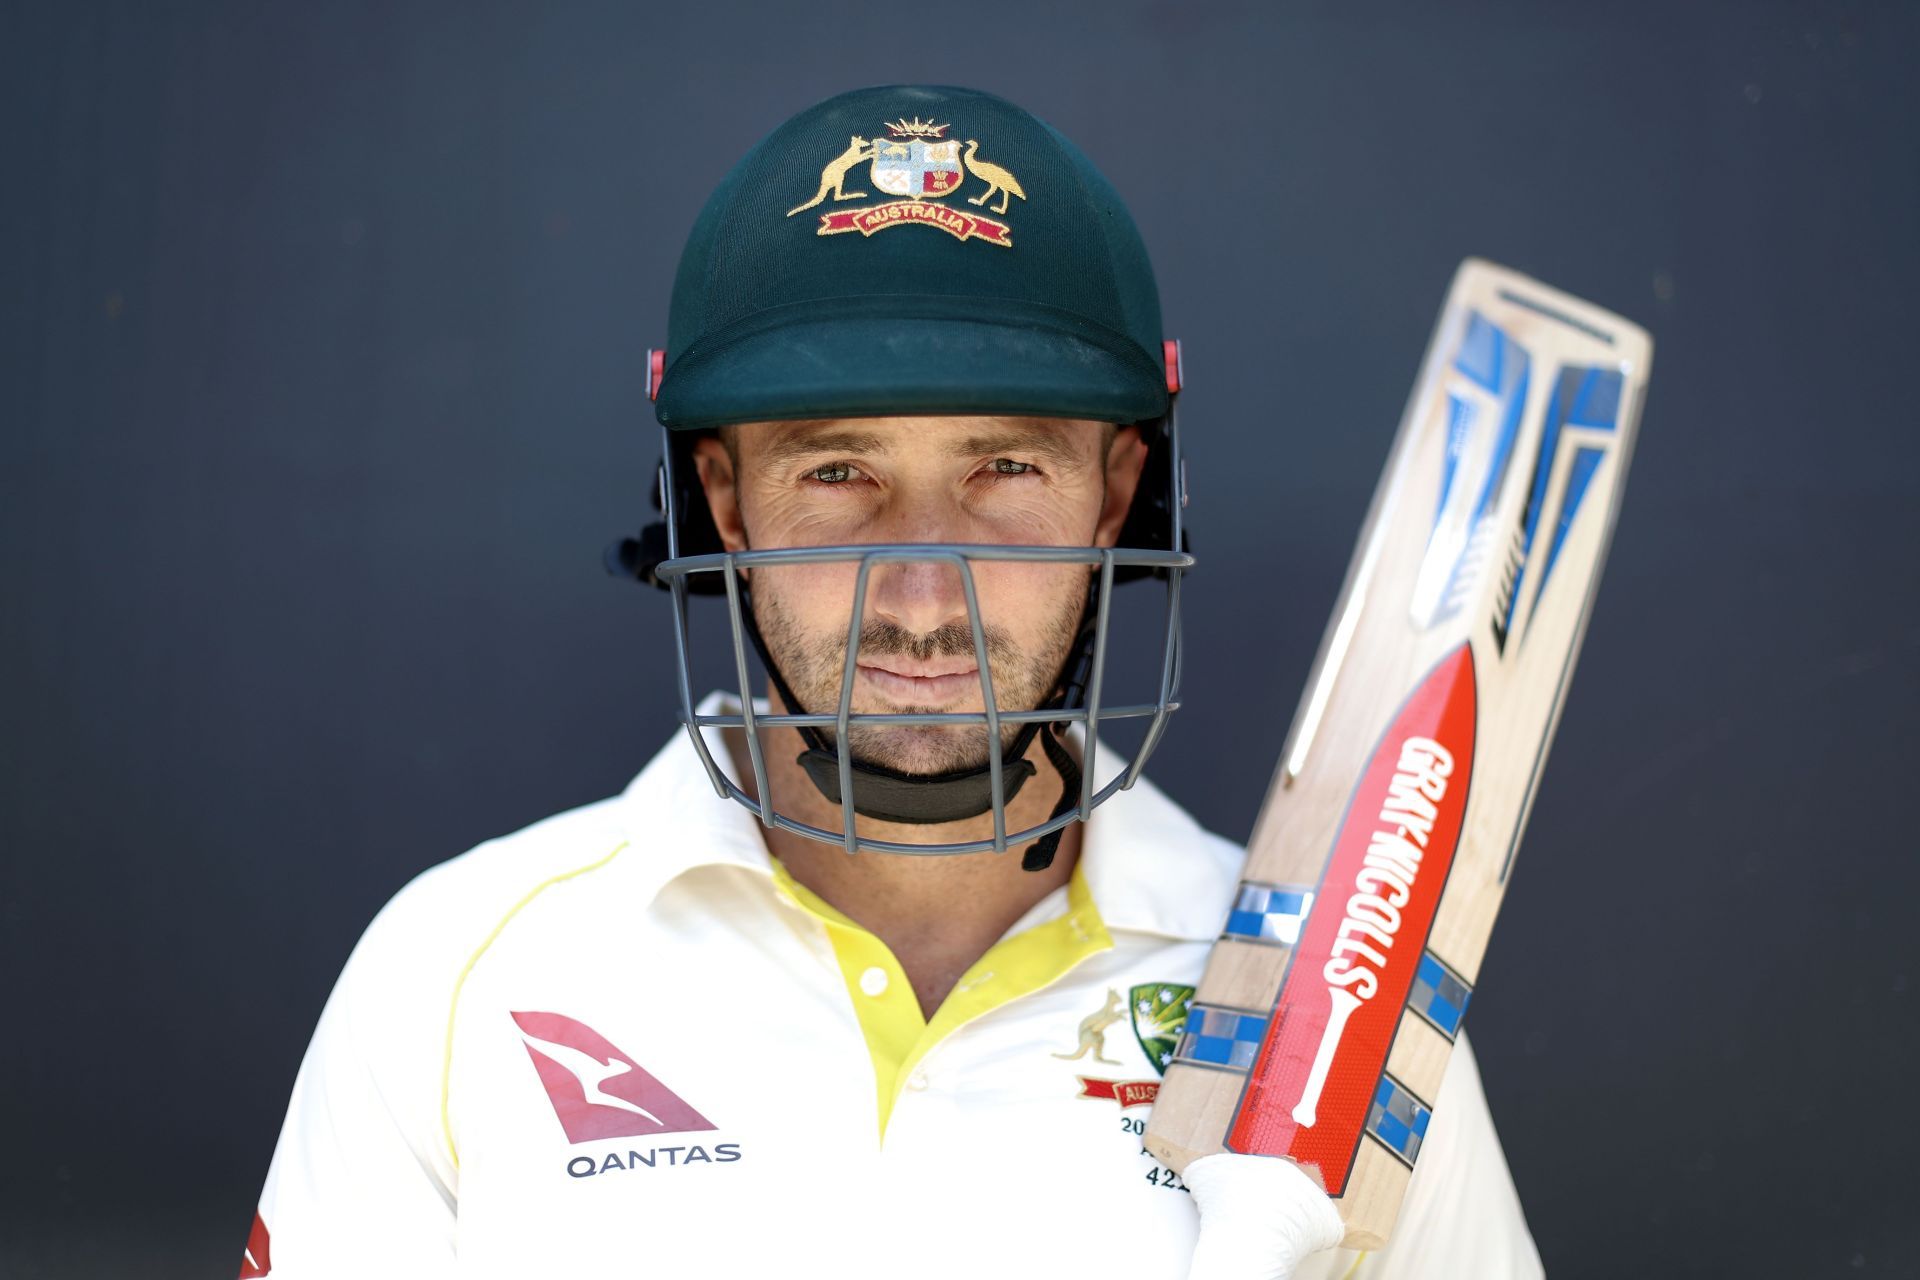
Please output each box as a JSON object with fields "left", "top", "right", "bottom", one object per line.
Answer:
{"left": 607, "top": 84, "right": 1193, "bottom": 868}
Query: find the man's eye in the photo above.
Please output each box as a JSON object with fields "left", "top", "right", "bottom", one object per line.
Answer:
{"left": 989, "top": 458, "right": 1033, "bottom": 476}
{"left": 811, "top": 463, "right": 856, "bottom": 484}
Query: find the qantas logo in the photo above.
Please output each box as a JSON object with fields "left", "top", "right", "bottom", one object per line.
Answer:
{"left": 512, "top": 1011, "right": 718, "bottom": 1144}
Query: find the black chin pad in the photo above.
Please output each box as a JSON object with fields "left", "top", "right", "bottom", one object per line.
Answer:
{"left": 798, "top": 749, "right": 1037, "bottom": 825}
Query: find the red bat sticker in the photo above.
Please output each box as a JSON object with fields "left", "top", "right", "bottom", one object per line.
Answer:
{"left": 1228, "top": 644, "right": 1477, "bottom": 1192}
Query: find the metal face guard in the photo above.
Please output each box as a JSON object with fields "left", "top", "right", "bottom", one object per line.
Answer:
{"left": 655, "top": 538, "right": 1190, "bottom": 857}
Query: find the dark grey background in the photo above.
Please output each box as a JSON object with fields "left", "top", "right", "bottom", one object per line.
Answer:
{"left": 4, "top": 1, "right": 1915, "bottom": 1276}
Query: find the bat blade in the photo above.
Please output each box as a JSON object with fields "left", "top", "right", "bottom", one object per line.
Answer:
{"left": 1144, "top": 258, "right": 1652, "bottom": 1249}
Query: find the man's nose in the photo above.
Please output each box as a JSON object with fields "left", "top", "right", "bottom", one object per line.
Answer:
{"left": 865, "top": 555, "right": 973, "bottom": 639}
{"left": 861, "top": 508, "right": 975, "bottom": 639}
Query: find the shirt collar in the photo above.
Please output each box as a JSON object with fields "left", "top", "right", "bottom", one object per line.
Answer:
{"left": 614, "top": 692, "right": 1238, "bottom": 944}
{"left": 1070, "top": 724, "right": 1241, "bottom": 943}
{"left": 611, "top": 692, "right": 779, "bottom": 899}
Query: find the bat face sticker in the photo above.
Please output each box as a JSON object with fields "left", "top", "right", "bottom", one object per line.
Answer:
{"left": 1227, "top": 646, "right": 1475, "bottom": 1190}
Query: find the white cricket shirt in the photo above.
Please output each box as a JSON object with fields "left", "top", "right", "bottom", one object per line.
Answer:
{"left": 244, "top": 695, "right": 1543, "bottom": 1279}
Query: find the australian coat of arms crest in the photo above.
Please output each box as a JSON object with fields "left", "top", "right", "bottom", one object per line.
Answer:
{"left": 786, "top": 116, "right": 1025, "bottom": 247}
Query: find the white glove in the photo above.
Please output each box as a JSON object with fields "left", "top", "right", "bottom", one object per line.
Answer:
{"left": 1183, "top": 1152, "right": 1346, "bottom": 1280}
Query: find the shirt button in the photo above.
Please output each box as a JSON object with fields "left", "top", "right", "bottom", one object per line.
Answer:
{"left": 859, "top": 966, "right": 889, "bottom": 997}
{"left": 906, "top": 1069, "right": 930, "bottom": 1091}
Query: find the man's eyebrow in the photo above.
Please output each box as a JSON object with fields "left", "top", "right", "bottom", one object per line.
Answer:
{"left": 952, "top": 424, "right": 1092, "bottom": 468}
{"left": 749, "top": 421, "right": 1095, "bottom": 471}
{"left": 754, "top": 429, "right": 890, "bottom": 471}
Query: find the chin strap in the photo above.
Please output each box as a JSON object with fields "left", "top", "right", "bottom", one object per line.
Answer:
{"left": 1025, "top": 719, "right": 1081, "bottom": 872}
{"left": 735, "top": 578, "right": 1094, "bottom": 872}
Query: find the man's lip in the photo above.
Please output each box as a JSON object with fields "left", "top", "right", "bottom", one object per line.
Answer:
{"left": 856, "top": 664, "right": 983, "bottom": 702}
{"left": 859, "top": 659, "right": 979, "bottom": 680}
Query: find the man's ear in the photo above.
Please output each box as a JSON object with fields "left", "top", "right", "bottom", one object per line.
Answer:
{"left": 691, "top": 436, "right": 749, "bottom": 553}
{"left": 1093, "top": 425, "right": 1149, "bottom": 548}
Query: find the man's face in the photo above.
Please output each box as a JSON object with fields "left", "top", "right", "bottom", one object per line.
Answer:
{"left": 692, "top": 416, "right": 1147, "bottom": 776}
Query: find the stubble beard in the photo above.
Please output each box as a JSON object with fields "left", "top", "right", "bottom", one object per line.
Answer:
{"left": 752, "top": 576, "right": 1087, "bottom": 776}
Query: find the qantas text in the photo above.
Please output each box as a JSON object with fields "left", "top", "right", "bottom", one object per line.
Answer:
{"left": 566, "top": 1144, "right": 742, "bottom": 1178}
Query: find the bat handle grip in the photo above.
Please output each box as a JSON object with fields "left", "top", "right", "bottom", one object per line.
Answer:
{"left": 1183, "top": 1153, "right": 1344, "bottom": 1280}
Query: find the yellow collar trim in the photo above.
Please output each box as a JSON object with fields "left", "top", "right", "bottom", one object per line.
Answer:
{"left": 770, "top": 860, "right": 1113, "bottom": 1142}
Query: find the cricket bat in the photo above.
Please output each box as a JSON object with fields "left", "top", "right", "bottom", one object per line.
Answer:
{"left": 1143, "top": 258, "right": 1652, "bottom": 1249}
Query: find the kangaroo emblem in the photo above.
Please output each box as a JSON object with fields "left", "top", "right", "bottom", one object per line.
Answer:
{"left": 1052, "top": 988, "right": 1125, "bottom": 1064}
{"left": 786, "top": 136, "right": 878, "bottom": 217}
{"left": 961, "top": 140, "right": 1026, "bottom": 215}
